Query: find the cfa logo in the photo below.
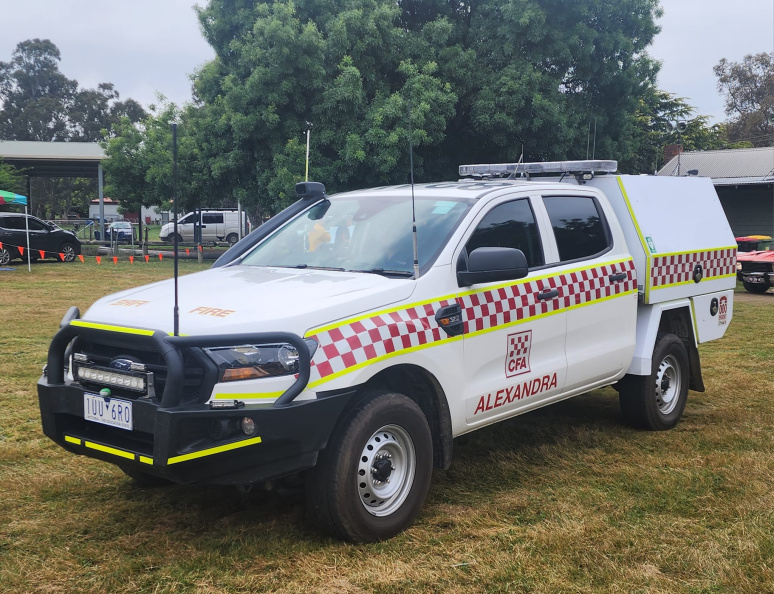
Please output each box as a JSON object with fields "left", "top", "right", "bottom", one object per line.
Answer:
{"left": 505, "top": 330, "right": 532, "bottom": 378}
{"left": 718, "top": 295, "right": 728, "bottom": 325}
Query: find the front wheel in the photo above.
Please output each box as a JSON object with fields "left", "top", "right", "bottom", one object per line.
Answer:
{"left": 59, "top": 242, "right": 77, "bottom": 262}
{"left": 742, "top": 278, "right": 770, "bottom": 294}
{"left": 305, "top": 390, "right": 433, "bottom": 542}
{"left": 0, "top": 247, "right": 12, "bottom": 265}
{"left": 619, "top": 333, "right": 690, "bottom": 430}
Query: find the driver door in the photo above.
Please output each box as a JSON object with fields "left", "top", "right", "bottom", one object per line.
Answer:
{"left": 459, "top": 195, "right": 567, "bottom": 427}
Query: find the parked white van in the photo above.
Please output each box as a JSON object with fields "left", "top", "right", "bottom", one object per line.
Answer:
{"left": 159, "top": 209, "right": 250, "bottom": 245}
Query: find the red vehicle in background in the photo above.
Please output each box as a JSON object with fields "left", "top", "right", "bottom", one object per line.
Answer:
{"left": 736, "top": 235, "right": 773, "bottom": 294}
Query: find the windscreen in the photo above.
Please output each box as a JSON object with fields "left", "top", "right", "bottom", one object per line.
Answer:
{"left": 240, "top": 193, "right": 474, "bottom": 276}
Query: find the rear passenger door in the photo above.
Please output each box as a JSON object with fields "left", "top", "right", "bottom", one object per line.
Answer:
{"left": 539, "top": 193, "right": 637, "bottom": 393}
{"left": 459, "top": 195, "right": 567, "bottom": 426}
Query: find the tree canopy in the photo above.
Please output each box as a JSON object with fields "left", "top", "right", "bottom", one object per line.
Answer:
{"left": 714, "top": 52, "right": 774, "bottom": 147}
{"left": 169, "top": 0, "right": 665, "bottom": 217}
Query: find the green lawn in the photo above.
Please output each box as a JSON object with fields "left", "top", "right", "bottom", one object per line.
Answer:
{"left": 1, "top": 266, "right": 772, "bottom": 593}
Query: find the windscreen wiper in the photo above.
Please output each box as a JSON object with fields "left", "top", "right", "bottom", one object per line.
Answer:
{"left": 267, "top": 264, "right": 345, "bottom": 272}
{"left": 350, "top": 268, "right": 414, "bottom": 278}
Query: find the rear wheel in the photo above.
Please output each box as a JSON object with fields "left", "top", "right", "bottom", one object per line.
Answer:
{"left": 226, "top": 233, "right": 239, "bottom": 246}
{"left": 742, "top": 279, "right": 770, "bottom": 294}
{"left": 59, "top": 242, "right": 77, "bottom": 262}
{"left": 619, "top": 333, "right": 689, "bottom": 430}
{"left": 305, "top": 390, "right": 433, "bottom": 542}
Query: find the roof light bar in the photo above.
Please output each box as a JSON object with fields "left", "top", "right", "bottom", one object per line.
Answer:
{"left": 459, "top": 160, "right": 618, "bottom": 178}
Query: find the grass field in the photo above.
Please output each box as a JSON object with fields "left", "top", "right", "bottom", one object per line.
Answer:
{"left": 1, "top": 263, "right": 773, "bottom": 593}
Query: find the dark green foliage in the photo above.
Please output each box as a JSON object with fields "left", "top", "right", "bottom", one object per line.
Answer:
{"left": 184, "top": 0, "right": 666, "bottom": 217}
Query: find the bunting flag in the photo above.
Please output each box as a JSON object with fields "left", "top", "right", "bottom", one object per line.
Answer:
{"left": 0, "top": 190, "right": 28, "bottom": 206}
{"left": 186, "top": 248, "right": 190, "bottom": 256}
{"left": 39, "top": 250, "right": 46, "bottom": 259}
{"left": 144, "top": 255, "right": 150, "bottom": 263}
{"left": 59, "top": 252, "right": 65, "bottom": 261}
{"left": 113, "top": 256, "right": 118, "bottom": 265}
{"left": 78, "top": 255, "right": 84, "bottom": 263}
{"left": 129, "top": 256, "right": 134, "bottom": 264}
{"left": 96, "top": 256, "right": 102, "bottom": 264}
{"left": 158, "top": 254, "right": 163, "bottom": 261}
{"left": 18, "top": 246, "right": 24, "bottom": 256}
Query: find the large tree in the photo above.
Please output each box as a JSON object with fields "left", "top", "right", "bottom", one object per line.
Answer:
{"left": 185, "top": 0, "right": 663, "bottom": 217}
{"left": 0, "top": 39, "right": 146, "bottom": 142}
{"left": 714, "top": 52, "right": 774, "bottom": 147}
{"left": 0, "top": 39, "right": 146, "bottom": 218}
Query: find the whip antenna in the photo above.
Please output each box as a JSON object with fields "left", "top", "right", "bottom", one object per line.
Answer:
{"left": 172, "top": 122, "right": 180, "bottom": 336}
{"left": 408, "top": 100, "right": 419, "bottom": 279}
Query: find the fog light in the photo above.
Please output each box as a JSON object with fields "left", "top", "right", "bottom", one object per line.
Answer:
{"left": 241, "top": 417, "right": 256, "bottom": 436}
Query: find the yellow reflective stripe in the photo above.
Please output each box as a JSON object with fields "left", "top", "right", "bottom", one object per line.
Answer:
{"left": 64, "top": 435, "right": 81, "bottom": 445}
{"left": 307, "top": 257, "right": 633, "bottom": 338}
{"left": 689, "top": 300, "right": 699, "bottom": 344}
{"left": 70, "top": 320, "right": 158, "bottom": 336}
{"left": 307, "top": 334, "right": 463, "bottom": 390}
{"left": 139, "top": 456, "right": 153, "bottom": 465}
{"left": 85, "top": 441, "right": 135, "bottom": 460}
{"left": 456, "top": 257, "right": 633, "bottom": 299}
{"left": 214, "top": 391, "right": 283, "bottom": 400}
{"left": 167, "top": 436, "right": 263, "bottom": 465}
{"left": 616, "top": 177, "right": 651, "bottom": 302}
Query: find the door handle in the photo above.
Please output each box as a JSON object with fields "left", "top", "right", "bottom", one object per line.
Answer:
{"left": 609, "top": 272, "right": 627, "bottom": 282}
{"left": 537, "top": 289, "right": 559, "bottom": 301}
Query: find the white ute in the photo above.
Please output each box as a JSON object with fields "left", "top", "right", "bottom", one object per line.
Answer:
{"left": 38, "top": 160, "right": 736, "bottom": 542}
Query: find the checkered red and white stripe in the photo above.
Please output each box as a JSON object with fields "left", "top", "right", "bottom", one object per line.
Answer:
{"left": 307, "top": 259, "right": 636, "bottom": 384}
{"left": 650, "top": 248, "right": 736, "bottom": 288}
{"left": 508, "top": 332, "right": 531, "bottom": 358}
{"left": 459, "top": 259, "right": 637, "bottom": 335}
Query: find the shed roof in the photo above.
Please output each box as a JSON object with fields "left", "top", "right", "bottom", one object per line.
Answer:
{"left": 0, "top": 140, "right": 107, "bottom": 178}
{"left": 657, "top": 147, "right": 774, "bottom": 186}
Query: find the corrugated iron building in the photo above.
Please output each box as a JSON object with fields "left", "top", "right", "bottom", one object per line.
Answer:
{"left": 658, "top": 147, "right": 774, "bottom": 238}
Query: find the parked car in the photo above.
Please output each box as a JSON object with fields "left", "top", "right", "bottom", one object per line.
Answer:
{"left": 0, "top": 212, "right": 81, "bottom": 264}
{"left": 159, "top": 209, "right": 250, "bottom": 245}
{"left": 736, "top": 236, "right": 773, "bottom": 293}
{"left": 108, "top": 221, "right": 135, "bottom": 243}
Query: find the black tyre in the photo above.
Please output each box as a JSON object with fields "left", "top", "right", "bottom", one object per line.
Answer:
{"left": 120, "top": 466, "right": 173, "bottom": 487}
{"left": 742, "top": 279, "right": 770, "bottom": 294}
{"left": 226, "top": 233, "right": 239, "bottom": 246}
{"left": 59, "top": 242, "right": 77, "bottom": 262}
{"left": 619, "top": 333, "right": 690, "bottom": 430}
{"left": 0, "top": 246, "right": 12, "bottom": 265}
{"left": 305, "top": 390, "right": 433, "bottom": 542}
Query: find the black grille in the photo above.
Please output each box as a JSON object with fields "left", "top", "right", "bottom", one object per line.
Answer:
{"left": 74, "top": 338, "right": 213, "bottom": 404}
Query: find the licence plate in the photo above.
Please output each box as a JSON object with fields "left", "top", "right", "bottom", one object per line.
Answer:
{"left": 746, "top": 276, "right": 764, "bottom": 283}
{"left": 84, "top": 393, "right": 133, "bottom": 431}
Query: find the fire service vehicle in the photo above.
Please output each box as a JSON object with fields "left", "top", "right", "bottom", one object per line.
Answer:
{"left": 38, "top": 160, "right": 736, "bottom": 542}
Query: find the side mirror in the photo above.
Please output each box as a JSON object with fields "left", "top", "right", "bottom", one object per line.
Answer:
{"left": 457, "top": 247, "right": 529, "bottom": 286}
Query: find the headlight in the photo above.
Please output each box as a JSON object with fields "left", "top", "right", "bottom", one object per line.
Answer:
{"left": 205, "top": 340, "right": 318, "bottom": 382}
{"left": 736, "top": 262, "right": 742, "bottom": 271}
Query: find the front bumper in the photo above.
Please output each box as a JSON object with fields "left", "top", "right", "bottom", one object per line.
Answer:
{"left": 740, "top": 271, "right": 773, "bottom": 285}
{"left": 38, "top": 380, "right": 353, "bottom": 485}
{"left": 38, "top": 316, "right": 355, "bottom": 485}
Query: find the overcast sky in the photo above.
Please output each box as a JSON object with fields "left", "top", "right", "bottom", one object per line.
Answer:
{"left": 0, "top": 0, "right": 772, "bottom": 124}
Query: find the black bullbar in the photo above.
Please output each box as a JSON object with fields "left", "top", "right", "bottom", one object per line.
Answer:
{"left": 45, "top": 323, "right": 312, "bottom": 408}
{"left": 39, "top": 320, "right": 356, "bottom": 485}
